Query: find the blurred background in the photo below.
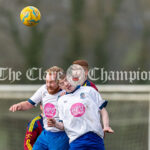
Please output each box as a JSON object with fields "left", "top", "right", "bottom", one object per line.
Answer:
{"left": 0, "top": 0, "right": 150, "bottom": 84}
{"left": 0, "top": 0, "right": 150, "bottom": 149}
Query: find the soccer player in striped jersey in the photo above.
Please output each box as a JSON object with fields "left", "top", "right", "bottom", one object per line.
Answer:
{"left": 24, "top": 104, "right": 44, "bottom": 150}
{"left": 9, "top": 66, "right": 69, "bottom": 150}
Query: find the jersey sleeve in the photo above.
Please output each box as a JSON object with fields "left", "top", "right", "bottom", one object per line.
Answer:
{"left": 89, "top": 87, "right": 108, "bottom": 110}
{"left": 28, "top": 86, "right": 43, "bottom": 106}
{"left": 24, "top": 122, "right": 38, "bottom": 150}
{"left": 24, "top": 116, "right": 42, "bottom": 150}
{"left": 24, "top": 129, "right": 36, "bottom": 150}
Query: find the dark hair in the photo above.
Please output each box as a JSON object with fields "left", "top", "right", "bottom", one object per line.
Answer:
{"left": 72, "top": 60, "right": 88, "bottom": 69}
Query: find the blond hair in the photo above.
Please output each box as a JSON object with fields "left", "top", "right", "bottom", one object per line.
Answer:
{"left": 46, "top": 66, "right": 63, "bottom": 74}
{"left": 46, "top": 66, "right": 64, "bottom": 81}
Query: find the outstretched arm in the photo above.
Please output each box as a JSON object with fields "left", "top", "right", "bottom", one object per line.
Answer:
{"left": 100, "top": 108, "right": 114, "bottom": 134}
{"left": 9, "top": 101, "right": 34, "bottom": 112}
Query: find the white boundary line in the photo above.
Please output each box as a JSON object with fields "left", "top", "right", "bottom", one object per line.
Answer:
{"left": 0, "top": 84, "right": 149, "bottom": 100}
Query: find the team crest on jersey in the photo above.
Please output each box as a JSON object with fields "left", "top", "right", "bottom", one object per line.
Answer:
{"left": 80, "top": 93, "right": 86, "bottom": 99}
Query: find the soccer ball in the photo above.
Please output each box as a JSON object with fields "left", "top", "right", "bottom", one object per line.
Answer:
{"left": 20, "top": 6, "right": 41, "bottom": 26}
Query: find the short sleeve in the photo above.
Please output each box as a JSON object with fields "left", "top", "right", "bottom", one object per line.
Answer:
{"left": 89, "top": 87, "right": 108, "bottom": 110}
{"left": 28, "top": 86, "right": 43, "bottom": 106}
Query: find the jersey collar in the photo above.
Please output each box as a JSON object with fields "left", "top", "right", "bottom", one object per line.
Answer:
{"left": 82, "top": 79, "right": 88, "bottom": 86}
{"left": 66, "top": 85, "right": 81, "bottom": 94}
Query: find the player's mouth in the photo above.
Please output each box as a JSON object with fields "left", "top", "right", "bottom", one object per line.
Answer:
{"left": 72, "top": 77, "right": 79, "bottom": 81}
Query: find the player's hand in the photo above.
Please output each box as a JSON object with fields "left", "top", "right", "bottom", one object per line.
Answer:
{"left": 9, "top": 104, "right": 22, "bottom": 112}
{"left": 103, "top": 127, "right": 114, "bottom": 138}
{"left": 103, "top": 127, "right": 114, "bottom": 133}
{"left": 47, "top": 118, "right": 56, "bottom": 127}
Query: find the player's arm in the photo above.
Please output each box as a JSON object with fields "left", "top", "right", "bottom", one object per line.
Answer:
{"left": 100, "top": 108, "right": 114, "bottom": 133}
{"left": 47, "top": 118, "right": 64, "bottom": 130}
{"left": 89, "top": 87, "right": 114, "bottom": 134}
{"left": 9, "top": 85, "right": 44, "bottom": 112}
{"left": 9, "top": 101, "right": 34, "bottom": 112}
{"left": 24, "top": 130, "right": 35, "bottom": 150}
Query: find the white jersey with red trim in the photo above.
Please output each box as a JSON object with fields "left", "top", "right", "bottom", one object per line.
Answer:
{"left": 58, "top": 86, "right": 107, "bottom": 143}
{"left": 28, "top": 84, "right": 63, "bottom": 132}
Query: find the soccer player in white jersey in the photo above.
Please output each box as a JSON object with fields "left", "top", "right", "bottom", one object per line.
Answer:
{"left": 9, "top": 66, "right": 69, "bottom": 150}
{"left": 48, "top": 74, "right": 113, "bottom": 150}
{"left": 72, "top": 60, "right": 114, "bottom": 135}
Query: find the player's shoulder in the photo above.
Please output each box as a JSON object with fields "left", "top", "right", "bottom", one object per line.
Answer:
{"left": 80, "top": 86, "right": 99, "bottom": 96}
{"left": 36, "top": 84, "right": 46, "bottom": 92}
{"left": 57, "top": 91, "right": 71, "bottom": 105}
{"left": 57, "top": 93, "right": 67, "bottom": 103}
{"left": 40, "top": 84, "right": 47, "bottom": 90}
{"left": 27, "top": 115, "right": 42, "bottom": 131}
{"left": 29, "top": 115, "right": 42, "bottom": 123}
{"left": 83, "top": 80, "right": 98, "bottom": 91}
{"left": 88, "top": 81, "right": 98, "bottom": 91}
{"left": 80, "top": 86, "right": 94, "bottom": 92}
{"left": 88, "top": 80, "right": 95, "bottom": 85}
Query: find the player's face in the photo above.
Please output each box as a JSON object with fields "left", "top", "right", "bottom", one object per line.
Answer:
{"left": 59, "top": 77, "right": 66, "bottom": 90}
{"left": 46, "top": 73, "right": 59, "bottom": 92}
{"left": 59, "top": 77, "right": 75, "bottom": 92}
{"left": 71, "top": 66, "right": 82, "bottom": 81}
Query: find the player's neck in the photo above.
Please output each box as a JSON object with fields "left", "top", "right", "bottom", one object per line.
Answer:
{"left": 66, "top": 85, "right": 80, "bottom": 94}
{"left": 47, "top": 87, "right": 60, "bottom": 95}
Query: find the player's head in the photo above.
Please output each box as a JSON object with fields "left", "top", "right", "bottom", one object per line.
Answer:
{"left": 72, "top": 59, "right": 88, "bottom": 80}
{"left": 58, "top": 72, "right": 76, "bottom": 93}
{"left": 46, "top": 66, "right": 64, "bottom": 94}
